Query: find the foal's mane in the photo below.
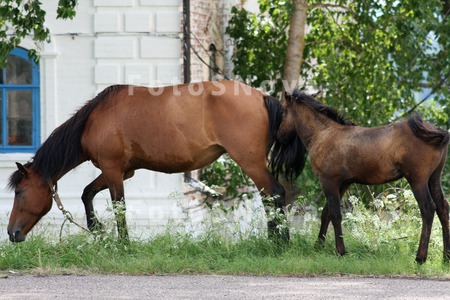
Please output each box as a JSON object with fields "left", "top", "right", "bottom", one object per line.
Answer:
{"left": 292, "top": 90, "right": 356, "bottom": 126}
{"left": 8, "top": 85, "right": 126, "bottom": 190}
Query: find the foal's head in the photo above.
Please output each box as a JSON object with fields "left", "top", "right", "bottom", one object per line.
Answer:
{"left": 7, "top": 162, "right": 53, "bottom": 242}
{"left": 276, "top": 92, "right": 297, "bottom": 144}
{"left": 277, "top": 91, "right": 323, "bottom": 144}
{"left": 278, "top": 90, "right": 356, "bottom": 135}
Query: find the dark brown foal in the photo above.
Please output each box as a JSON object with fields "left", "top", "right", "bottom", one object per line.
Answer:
{"left": 276, "top": 90, "right": 449, "bottom": 263}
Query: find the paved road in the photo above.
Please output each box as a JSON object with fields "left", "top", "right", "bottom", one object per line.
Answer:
{"left": 1, "top": 273, "right": 450, "bottom": 299}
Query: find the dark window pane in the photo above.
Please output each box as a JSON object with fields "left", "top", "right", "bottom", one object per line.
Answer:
{"left": 7, "top": 91, "right": 32, "bottom": 145}
{"left": 6, "top": 55, "right": 32, "bottom": 84}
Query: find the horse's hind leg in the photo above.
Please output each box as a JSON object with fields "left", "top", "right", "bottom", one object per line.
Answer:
{"left": 409, "top": 180, "right": 436, "bottom": 264}
{"left": 428, "top": 154, "right": 450, "bottom": 261}
{"left": 253, "top": 169, "right": 288, "bottom": 241}
{"left": 317, "top": 202, "right": 330, "bottom": 243}
{"left": 229, "top": 154, "right": 288, "bottom": 241}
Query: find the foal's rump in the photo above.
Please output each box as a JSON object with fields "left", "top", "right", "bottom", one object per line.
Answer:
{"left": 408, "top": 114, "right": 450, "bottom": 148}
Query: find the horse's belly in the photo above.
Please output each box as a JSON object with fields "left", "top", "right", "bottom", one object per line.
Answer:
{"left": 128, "top": 143, "right": 225, "bottom": 173}
{"left": 354, "top": 167, "right": 403, "bottom": 185}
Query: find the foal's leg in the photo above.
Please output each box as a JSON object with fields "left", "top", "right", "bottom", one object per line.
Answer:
{"left": 320, "top": 179, "right": 345, "bottom": 255}
{"left": 82, "top": 170, "right": 135, "bottom": 231}
{"left": 318, "top": 184, "right": 350, "bottom": 244}
{"left": 317, "top": 202, "right": 330, "bottom": 243}
{"left": 428, "top": 155, "right": 450, "bottom": 261}
{"left": 409, "top": 180, "right": 436, "bottom": 264}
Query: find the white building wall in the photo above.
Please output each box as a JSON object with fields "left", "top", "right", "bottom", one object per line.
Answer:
{"left": 0, "top": 1, "right": 187, "bottom": 241}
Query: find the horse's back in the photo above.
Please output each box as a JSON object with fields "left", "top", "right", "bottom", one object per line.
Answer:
{"left": 81, "top": 81, "right": 269, "bottom": 173}
{"left": 312, "top": 120, "right": 446, "bottom": 185}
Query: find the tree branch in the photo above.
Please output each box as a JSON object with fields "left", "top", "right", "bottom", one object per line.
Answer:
{"left": 399, "top": 70, "right": 450, "bottom": 119}
{"left": 309, "top": 3, "right": 356, "bottom": 15}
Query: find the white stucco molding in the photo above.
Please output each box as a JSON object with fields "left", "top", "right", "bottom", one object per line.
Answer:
{"left": 39, "top": 39, "right": 59, "bottom": 140}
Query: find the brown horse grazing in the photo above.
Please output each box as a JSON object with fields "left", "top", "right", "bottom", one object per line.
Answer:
{"left": 7, "top": 81, "right": 306, "bottom": 243}
{"left": 273, "top": 90, "right": 449, "bottom": 264}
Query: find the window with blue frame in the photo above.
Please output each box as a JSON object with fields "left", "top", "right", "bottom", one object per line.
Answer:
{"left": 0, "top": 47, "right": 40, "bottom": 153}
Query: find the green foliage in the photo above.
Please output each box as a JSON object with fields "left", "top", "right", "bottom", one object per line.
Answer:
{"left": 200, "top": 154, "right": 252, "bottom": 199}
{"left": 226, "top": 0, "right": 294, "bottom": 95}
{"left": 0, "top": 0, "right": 78, "bottom": 66}
{"left": 225, "top": 0, "right": 450, "bottom": 204}
{"left": 307, "top": 0, "right": 450, "bottom": 128}
{"left": 227, "top": 0, "right": 450, "bottom": 128}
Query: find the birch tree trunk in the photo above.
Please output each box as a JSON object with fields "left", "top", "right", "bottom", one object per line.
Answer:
{"left": 282, "top": 0, "right": 308, "bottom": 98}
{"left": 281, "top": 0, "right": 308, "bottom": 205}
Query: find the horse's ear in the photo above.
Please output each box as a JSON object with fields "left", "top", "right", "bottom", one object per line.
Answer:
{"left": 284, "top": 91, "right": 293, "bottom": 103}
{"left": 311, "top": 90, "right": 322, "bottom": 98}
{"left": 16, "top": 162, "right": 28, "bottom": 176}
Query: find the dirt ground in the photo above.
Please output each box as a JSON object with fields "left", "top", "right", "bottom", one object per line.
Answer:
{"left": 1, "top": 273, "right": 450, "bottom": 299}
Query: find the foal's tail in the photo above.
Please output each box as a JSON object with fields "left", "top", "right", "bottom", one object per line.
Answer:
{"left": 264, "top": 95, "right": 307, "bottom": 182}
{"left": 408, "top": 114, "right": 450, "bottom": 148}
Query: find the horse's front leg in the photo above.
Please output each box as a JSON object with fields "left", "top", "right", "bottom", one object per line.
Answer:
{"left": 102, "top": 169, "right": 131, "bottom": 241}
{"left": 82, "top": 170, "right": 135, "bottom": 234}
{"left": 317, "top": 184, "right": 349, "bottom": 249}
{"left": 82, "top": 174, "right": 108, "bottom": 231}
{"left": 320, "top": 179, "right": 345, "bottom": 255}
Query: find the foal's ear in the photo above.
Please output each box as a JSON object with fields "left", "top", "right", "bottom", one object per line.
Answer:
{"left": 311, "top": 90, "right": 322, "bottom": 98}
{"left": 16, "top": 162, "right": 28, "bottom": 176}
{"left": 284, "top": 91, "right": 293, "bottom": 103}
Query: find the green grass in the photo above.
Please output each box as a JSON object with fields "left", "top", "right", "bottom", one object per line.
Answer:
{"left": 1, "top": 229, "right": 450, "bottom": 277}
{"left": 1, "top": 188, "right": 450, "bottom": 278}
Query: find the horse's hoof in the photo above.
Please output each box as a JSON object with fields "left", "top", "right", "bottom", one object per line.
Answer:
{"left": 89, "top": 220, "right": 105, "bottom": 233}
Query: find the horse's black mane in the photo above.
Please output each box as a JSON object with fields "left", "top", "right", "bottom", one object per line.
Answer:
{"left": 8, "top": 85, "right": 126, "bottom": 190}
{"left": 292, "top": 90, "right": 356, "bottom": 126}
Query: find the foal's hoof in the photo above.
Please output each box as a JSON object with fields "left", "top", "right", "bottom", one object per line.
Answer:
{"left": 336, "top": 246, "right": 346, "bottom": 257}
{"left": 443, "top": 252, "right": 450, "bottom": 264}
{"left": 314, "top": 239, "right": 325, "bottom": 250}
{"left": 415, "top": 256, "right": 426, "bottom": 265}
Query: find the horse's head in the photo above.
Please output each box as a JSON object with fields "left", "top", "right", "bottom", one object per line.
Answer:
{"left": 7, "top": 162, "right": 53, "bottom": 242}
{"left": 277, "top": 91, "right": 297, "bottom": 144}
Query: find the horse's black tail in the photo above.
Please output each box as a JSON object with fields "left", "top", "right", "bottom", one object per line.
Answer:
{"left": 408, "top": 114, "right": 449, "bottom": 148}
{"left": 264, "top": 95, "right": 307, "bottom": 182}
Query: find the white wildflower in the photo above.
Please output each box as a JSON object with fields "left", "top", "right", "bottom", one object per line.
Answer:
{"left": 348, "top": 195, "right": 359, "bottom": 205}
{"left": 373, "top": 198, "right": 384, "bottom": 209}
